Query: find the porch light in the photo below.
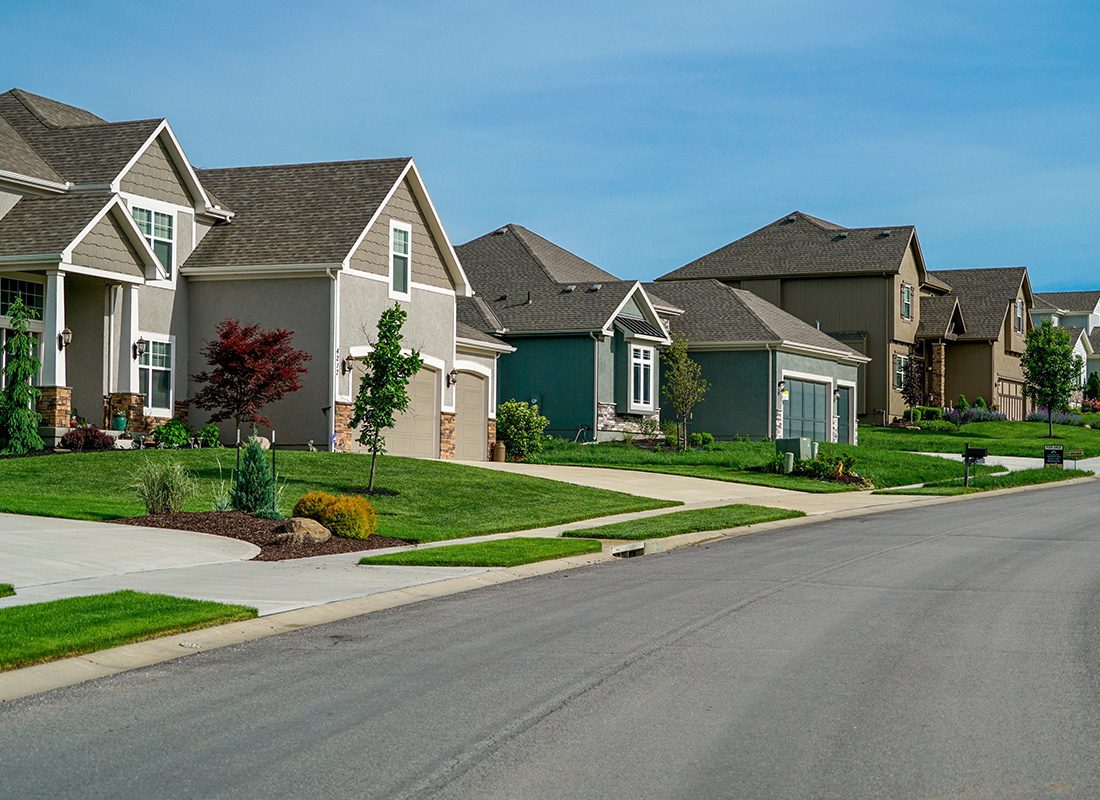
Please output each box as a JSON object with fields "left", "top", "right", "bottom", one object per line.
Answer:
{"left": 57, "top": 328, "right": 72, "bottom": 351}
{"left": 133, "top": 337, "right": 147, "bottom": 361}
{"left": 341, "top": 356, "right": 352, "bottom": 376}
{"left": 777, "top": 380, "right": 786, "bottom": 393}
{"left": 833, "top": 388, "right": 841, "bottom": 402}
{"left": 446, "top": 369, "right": 459, "bottom": 388}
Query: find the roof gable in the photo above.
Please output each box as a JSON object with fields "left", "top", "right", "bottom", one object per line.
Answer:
{"left": 916, "top": 294, "right": 967, "bottom": 339}
{"left": 9, "top": 89, "right": 106, "bottom": 127}
{"left": 931, "top": 267, "right": 1031, "bottom": 340}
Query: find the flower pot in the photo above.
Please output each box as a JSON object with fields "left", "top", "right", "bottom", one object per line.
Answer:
{"left": 111, "top": 414, "right": 128, "bottom": 432}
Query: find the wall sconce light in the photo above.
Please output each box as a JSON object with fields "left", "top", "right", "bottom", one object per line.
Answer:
{"left": 57, "top": 328, "right": 72, "bottom": 351}
{"left": 777, "top": 380, "right": 786, "bottom": 393}
{"left": 341, "top": 356, "right": 353, "bottom": 376}
{"left": 132, "top": 337, "right": 147, "bottom": 361}
{"left": 833, "top": 388, "right": 841, "bottom": 402}
{"left": 446, "top": 369, "right": 459, "bottom": 388}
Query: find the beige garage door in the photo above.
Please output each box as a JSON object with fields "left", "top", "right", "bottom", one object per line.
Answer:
{"left": 455, "top": 372, "right": 488, "bottom": 461}
{"left": 352, "top": 365, "right": 439, "bottom": 458}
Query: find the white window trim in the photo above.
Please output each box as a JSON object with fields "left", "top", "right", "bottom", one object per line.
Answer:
{"left": 779, "top": 369, "right": 838, "bottom": 442}
{"left": 1015, "top": 298, "right": 1024, "bottom": 332}
{"left": 901, "top": 283, "right": 913, "bottom": 321}
{"left": 137, "top": 331, "right": 175, "bottom": 417}
{"left": 122, "top": 194, "right": 179, "bottom": 288}
{"left": 629, "top": 344, "right": 655, "bottom": 412}
{"left": 388, "top": 220, "right": 412, "bottom": 302}
{"left": 893, "top": 353, "right": 909, "bottom": 391}
{"left": 0, "top": 273, "right": 47, "bottom": 330}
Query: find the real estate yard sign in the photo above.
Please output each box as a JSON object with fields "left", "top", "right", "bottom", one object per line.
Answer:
{"left": 1044, "top": 444, "right": 1065, "bottom": 469}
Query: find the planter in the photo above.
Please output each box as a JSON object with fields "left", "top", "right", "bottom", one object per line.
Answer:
{"left": 111, "top": 414, "right": 128, "bottom": 432}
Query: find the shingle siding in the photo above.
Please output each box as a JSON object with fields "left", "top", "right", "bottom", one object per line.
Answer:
{"left": 120, "top": 136, "right": 192, "bottom": 207}
{"left": 70, "top": 212, "right": 144, "bottom": 277}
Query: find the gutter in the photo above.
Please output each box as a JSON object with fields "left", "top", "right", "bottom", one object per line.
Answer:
{"left": 591, "top": 332, "right": 600, "bottom": 443}
{"left": 326, "top": 266, "right": 339, "bottom": 453}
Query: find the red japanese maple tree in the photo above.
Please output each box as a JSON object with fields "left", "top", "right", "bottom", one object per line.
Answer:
{"left": 191, "top": 319, "right": 312, "bottom": 434}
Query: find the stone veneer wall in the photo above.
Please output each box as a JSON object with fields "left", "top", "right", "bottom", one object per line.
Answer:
{"left": 596, "top": 402, "right": 659, "bottom": 439}
{"left": 929, "top": 342, "right": 946, "bottom": 408}
{"left": 440, "top": 412, "right": 456, "bottom": 459}
{"left": 37, "top": 386, "right": 72, "bottom": 428}
{"left": 487, "top": 418, "right": 497, "bottom": 460}
{"left": 333, "top": 401, "right": 354, "bottom": 452}
{"left": 105, "top": 392, "right": 166, "bottom": 434}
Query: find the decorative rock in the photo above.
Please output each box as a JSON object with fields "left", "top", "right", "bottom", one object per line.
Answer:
{"left": 251, "top": 436, "right": 271, "bottom": 450}
{"left": 274, "top": 517, "right": 331, "bottom": 545}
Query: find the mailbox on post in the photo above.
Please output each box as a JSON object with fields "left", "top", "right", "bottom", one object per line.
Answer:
{"left": 963, "top": 444, "right": 988, "bottom": 487}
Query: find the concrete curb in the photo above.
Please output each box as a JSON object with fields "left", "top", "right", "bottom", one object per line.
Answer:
{"left": 2, "top": 474, "right": 1093, "bottom": 703}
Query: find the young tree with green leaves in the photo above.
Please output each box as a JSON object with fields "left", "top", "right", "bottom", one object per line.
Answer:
{"left": 660, "top": 333, "right": 709, "bottom": 450}
{"left": 350, "top": 304, "right": 423, "bottom": 491}
{"left": 1021, "top": 321, "right": 1083, "bottom": 437}
{"left": 0, "top": 296, "right": 44, "bottom": 454}
{"left": 1086, "top": 371, "right": 1100, "bottom": 402}
{"left": 900, "top": 347, "right": 924, "bottom": 411}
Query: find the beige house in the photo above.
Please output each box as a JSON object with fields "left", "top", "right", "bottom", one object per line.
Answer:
{"left": 0, "top": 88, "right": 510, "bottom": 458}
{"left": 658, "top": 211, "right": 1035, "bottom": 422}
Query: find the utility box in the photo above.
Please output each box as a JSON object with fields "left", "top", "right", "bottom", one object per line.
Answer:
{"left": 776, "top": 437, "right": 813, "bottom": 462}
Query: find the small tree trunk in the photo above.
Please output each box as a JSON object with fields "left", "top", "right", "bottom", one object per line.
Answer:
{"left": 1048, "top": 406, "right": 1054, "bottom": 438}
{"left": 368, "top": 427, "right": 380, "bottom": 491}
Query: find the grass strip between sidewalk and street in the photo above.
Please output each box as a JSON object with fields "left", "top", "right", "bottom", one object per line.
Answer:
{"left": 563, "top": 503, "right": 805, "bottom": 540}
{"left": 359, "top": 537, "right": 602, "bottom": 567}
{"left": 0, "top": 584, "right": 14, "bottom": 598}
{"left": 0, "top": 590, "right": 257, "bottom": 672}
{"left": 873, "top": 468, "right": 1093, "bottom": 495}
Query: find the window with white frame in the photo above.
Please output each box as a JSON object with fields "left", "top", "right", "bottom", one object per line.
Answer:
{"left": 0, "top": 277, "right": 44, "bottom": 317}
{"left": 389, "top": 221, "right": 411, "bottom": 300}
{"left": 900, "top": 283, "right": 913, "bottom": 321}
{"left": 131, "top": 206, "right": 175, "bottom": 277}
{"left": 1015, "top": 298, "right": 1024, "bottom": 332}
{"left": 893, "top": 354, "right": 909, "bottom": 390}
{"left": 630, "top": 345, "right": 654, "bottom": 409}
{"left": 138, "top": 337, "right": 174, "bottom": 414}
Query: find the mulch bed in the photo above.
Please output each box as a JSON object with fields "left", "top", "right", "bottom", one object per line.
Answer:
{"left": 113, "top": 511, "right": 409, "bottom": 561}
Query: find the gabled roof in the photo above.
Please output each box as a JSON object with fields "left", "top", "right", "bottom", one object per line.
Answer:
{"left": 9, "top": 88, "right": 107, "bottom": 127}
{"left": 1088, "top": 329, "right": 1100, "bottom": 353}
{"left": 455, "top": 321, "right": 513, "bottom": 352}
{"left": 1032, "top": 295, "right": 1060, "bottom": 312}
{"left": 917, "top": 294, "right": 967, "bottom": 340}
{"left": 1035, "top": 291, "right": 1100, "bottom": 314}
{"left": 0, "top": 112, "right": 61, "bottom": 184}
{"left": 477, "top": 280, "right": 642, "bottom": 334}
{"left": 1062, "top": 325, "right": 1089, "bottom": 350}
{"left": 931, "top": 267, "right": 1031, "bottom": 341}
{"left": 187, "top": 159, "right": 411, "bottom": 267}
{"left": 658, "top": 211, "right": 921, "bottom": 283}
{"left": 642, "top": 279, "right": 867, "bottom": 361}
{"left": 457, "top": 296, "right": 506, "bottom": 334}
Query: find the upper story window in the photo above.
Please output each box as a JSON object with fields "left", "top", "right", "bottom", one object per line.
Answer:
{"left": 630, "top": 345, "right": 654, "bottom": 410}
{"left": 0, "top": 277, "right": 44, "bottom": 318}
{"left": 138, "top": 336, "right": 174, "bottom": 415}
{"left": 1015, "top": 298, "right": 1024, "bottom": 332}
{"left": 132, "top": 207, "right": 175, "bottom": 277}
{"left": 900, "top": 283, "right": 913, "bottom": 321}
{"left": 389, "top": 220, "right": 412, "bottom": 301}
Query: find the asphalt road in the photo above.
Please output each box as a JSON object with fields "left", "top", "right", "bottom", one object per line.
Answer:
{"left": 3, "top": 481, "right": 1100, "bottom": 799}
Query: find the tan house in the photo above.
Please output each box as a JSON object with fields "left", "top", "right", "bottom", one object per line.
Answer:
{"left": 0, "top": 88, "right": 510, "bottom": 458}
{"left": 658, "top": 211, "right": 1035, "bottom": 422}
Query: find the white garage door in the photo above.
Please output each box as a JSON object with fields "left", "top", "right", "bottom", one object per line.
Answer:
{"left": 352, "top": 365, "right": 439, "bottom": 458}
{"left": 455, "top": 372, "right": 488, "bottom": 461}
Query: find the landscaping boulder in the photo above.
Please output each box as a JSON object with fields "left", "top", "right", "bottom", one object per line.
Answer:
{"left": 274, "top": 517, "right": 331, "bottom": 545}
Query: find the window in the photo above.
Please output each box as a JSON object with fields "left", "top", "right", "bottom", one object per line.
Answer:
{"left": 630, "top": 345, "right": 654, "bottom": 409}
{"left": 132, "top": 206, "right": 174, "bottom": 277}
{"left": 0, "top": 277, "right": 44, "bottom": 317}
{"left": 138, "top": 337, "right": 173, "bottom": 414}
{"left": 1015, "top": 298, "right": 1024, "bottom": 332}
{"left": 894, "top": 354, "right": 909, "bottom": 390}
{"left": 900, "top": 283, "right": 913, "bottom": 321}
{"left": 389, "top": 221, "right": 411, "bottom": 300}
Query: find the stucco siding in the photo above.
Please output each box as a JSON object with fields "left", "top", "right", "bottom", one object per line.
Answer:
{"left": 350, "top": 179, "right": 453, "bottom": 290}
{"left": 70, "top": 213, "right": 145, "bottom": 277}
{"left": 187, "top": 277, "right": 332, "bottom": 446}
{"left": 893, "top": 245, "right": 921, "bottom": 345}
{"left": 944, "top": 341, "right": 994, "bottom": 405}
{"left": 679, "top": 349, "right": 771, "bottom": 440}
{"left": 65, "top": 275, "right": 108, "bottom": 424}
{"left": 496, "top": 335, "right": 595, "bottom": 439}
{"left": 119, "top": 136, "right": 192, "bottom": 207}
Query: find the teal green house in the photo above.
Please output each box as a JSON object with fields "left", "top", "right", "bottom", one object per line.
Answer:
{"left": 646, "top": 280, "right": 869, "bottom": 443}
{"left": 457, "top": 225, "right": 672, "bottom": 441}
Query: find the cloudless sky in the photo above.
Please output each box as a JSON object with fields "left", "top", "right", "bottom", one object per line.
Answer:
{"left": 2, "top": 1, "right": 1098, "bottom": 288}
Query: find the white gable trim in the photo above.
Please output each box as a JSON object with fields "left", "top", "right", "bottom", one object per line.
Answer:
{"left": 60, "top": 195, "right": 163, "bottom": 280}
{"left": 600, "top": 282, "right": 671, "bottom": 344}
{"left": 340, "top": 159, "right": 472, "bottom": 298}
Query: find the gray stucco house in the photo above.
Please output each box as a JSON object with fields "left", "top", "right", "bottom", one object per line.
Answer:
{"left": 0, "top": 88, "right": 508, "bottom": 460}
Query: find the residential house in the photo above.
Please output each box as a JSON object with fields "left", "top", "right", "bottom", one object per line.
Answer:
{"left": 658, "top": 211, "right": 1036, "bottom": 421}
{"left": 456, "top": 224, "right": 671, "bottom": 441}
{"left": 1032, "top": 291, "right": 1100, "bottom": 380}
{"left": 642, "top": 280, "right": 868, "bottom": 443}
{"left": 0, "top": 88, "right": 505, "bottom": 459}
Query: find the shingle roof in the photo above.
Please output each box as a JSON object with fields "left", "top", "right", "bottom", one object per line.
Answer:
{"left": 1032, "top": 295, "right": 1059, "bottom": 312}
{"left": 0, "top": 112, "right": 61, "bottom": 183}
{"left": 930, "top": 267, "right": 1029, "bottom": 340}
{"left": 1089, "top": 329, "right": 1100, "bottom": 352}
{"left": 616, "top": 316, "right": 666, "bottom": 338}
{"left": 485, "top": 280, "right": 639, "bottom": 334}
{"left": 0, "top": 192, "right": 113, "bottom": 256}
{"left": 658, "top": 211, "right": 917, "bottom": 282}
{"left": 456, "top": 321, "right": 510, "bottom": 348}
{"left": 9, "top": 88, "right": 107, "bottom": 127}
{"left": 186, "top": 159, "right": 410, "bottom": 267}
{"left": 642, "top": 279, "right": 864, "bottom": 359}
{"left": 1035, "top": 291, "right": 1100, "bottom": 313}
{"left": 916, "top": 294, "right": 966, "bottom": 339}
{"left": 1062, "top": 325, "right": 1087, "bottom": 347}
{"left": 457, "top": 296, "right": 505, "bottom": 333}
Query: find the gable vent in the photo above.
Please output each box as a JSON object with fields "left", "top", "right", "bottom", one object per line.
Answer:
{"left": 588, "top": 284, "right": 603, "bottom": 292}
{"left": 879, "top": 229, "right": 892, "bottom": 237}
{"left": 494, "top": 228, "right": 508, "bottom": 235}
{"left": 562, "top": 284, "right": 577, "bottom": 293}
{"left": 834, "top": 232, "right": 849, "bottom": 240}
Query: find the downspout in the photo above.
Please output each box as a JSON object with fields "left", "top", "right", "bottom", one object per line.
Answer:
{"left": 326, "top": 266, "right": 339, "bottom": 452}
{"left": 591, "top": 332, "right": 600, "bottom": 443}
{"left": 766, "top": 343, "right": 773, "bottom": 440}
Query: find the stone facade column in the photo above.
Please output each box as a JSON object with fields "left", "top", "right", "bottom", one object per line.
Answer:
{"left": 107, "top": 392, "right": 148, "bottom": 432}
{"left": 487, "top": 417, "right": 497, "bottom": 460}
{"left": 333, "top": 401, "right": 354, "bottom": 452}
{"left": 775, "top": 387, "right": 786, "bottom": 439}
{"left": 37, "top": 386, "right": 72, "bottom": 429}
{"left": 440, "top": 412, "right": 456, "bottom": 459}
{"left": 929, "top": 342, "right": 947, "bottom": 407}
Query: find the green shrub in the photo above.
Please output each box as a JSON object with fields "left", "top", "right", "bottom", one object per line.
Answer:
{"left": 915, "top": 405, "right": 942, "bottom": 420}
{"left": 496, "top": 400, "right": 550, "bottom": 459}
{"left": 292, "top": 491, "right": 337, "bottom": 520}
{"left": 231, "top": 437, "right": 274, "bottom": 513}
{"left": 318, "top": 495, "right": 377, "bottom": 539}
{"left": 973, "top": 395, "right": 988, "bottom": 409}
{"left": 661, "top": 421, "right": 678, "bottom": 448}
{"left": 59, "top": 426, "right": 115, "bottom": 451}
{"left": 153, "top": 418, "right": 191, "bottom": 448}
{"left": 132, "top": 460, "right": 195, "bottom": 515}
{"left": 954, "top": 394, "right": 969, "bottom": 411}
{"left": 916, "top": 419, "right": 959, "bottom": 433}
{"left": 797, "top": 452, "right": 857, "bottom": 482}
{"left": 688, "top": 431, "right": 715, "bottom": 447}
{"left": 198, "top": 423, "right": 221, "bottom": 448}
{"left": 1086, "top": 372, "right": 1100, "bottom": 401}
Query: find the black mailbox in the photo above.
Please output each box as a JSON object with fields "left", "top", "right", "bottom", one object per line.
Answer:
{"left": 965, "top": 447, "right": 988, "bottom": 461}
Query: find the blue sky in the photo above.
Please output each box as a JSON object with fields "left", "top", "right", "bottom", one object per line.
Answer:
{"left": 2, "top": 1, "right": 1098, "bottom": 288}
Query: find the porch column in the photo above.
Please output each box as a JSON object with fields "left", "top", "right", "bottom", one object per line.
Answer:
{"left": 40, "top": 270, "right": 66, "bottom": 387}
{"left": 117, "top": 284, "right": 140, "bottom": 393}
{"left": 929, "top": 341, "right": 946, "bottom": 407}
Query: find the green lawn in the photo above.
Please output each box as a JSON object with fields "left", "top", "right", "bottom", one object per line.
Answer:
{"left": 874, "top": 468, "right": 1093, "bottom": 495}
{"left": 529, "top": 439, "right": 991, "bottom": 492}
{"left": 564, "top": 503, "right": 804, "bottom": 540}
{"left": 0, "top": 590, "right": 256, "bottom": 672}
{"left": 0, "top": 584, "right": 13, "bottom": 599}
{"left": 0, "top": 450, "right": 674, "bottom": 543}
{"left": 359, "top": 537, "right": 602, "bottom": 567}
{"left": 861, "top": 421, "right": 1100, "bottom": 458}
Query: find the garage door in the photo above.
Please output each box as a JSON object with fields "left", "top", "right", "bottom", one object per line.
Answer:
{"left": 351, "top": 365, "right": 439, "bottom": 458}
{"left": 998, "top": 379, "right": 1025, "bottom": 421}
{"left": 783, "top": 378, "right": 829, "bottom": 442}
{"left": 455, "top": 372, "right": 488, "bottom": 461}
